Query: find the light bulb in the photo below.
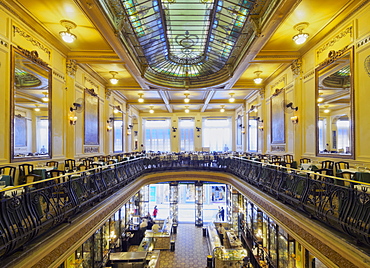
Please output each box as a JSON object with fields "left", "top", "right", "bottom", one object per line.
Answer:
{"left": 293, "top": 33, "right": 309, "bottom": 45}
{"left": 185, "top": 106, "right": 189, "bottom": 113}
{"left": 149, "top": 106, "right": 154, "bottom": 113}
{"left": 324, "top": 109, "right": 330, "bottom": 114}
{"left": 317, "top": 97, "right": 324, "bottom": 103}
{"left": 110, "top": 78, "right": 118, "bottom": 85}
{"left": 220, "top": 108, "right": 225, "bottom": 113}
{"left": 254, "top": 77, "right": 263, "bottom": 84}
{"left": 229, "top": 93, "right": 235, "bottom": 103}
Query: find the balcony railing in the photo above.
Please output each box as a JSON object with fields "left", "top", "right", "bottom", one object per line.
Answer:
{"left": 0, "top": 156, "right": 369, "bottom": 259}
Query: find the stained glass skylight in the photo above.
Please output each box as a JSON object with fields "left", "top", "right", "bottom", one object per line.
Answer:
{"left": 99, "top": 0, "right": 262, "bottom": 88}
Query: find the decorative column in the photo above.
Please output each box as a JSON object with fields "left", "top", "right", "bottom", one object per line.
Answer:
{"left": 169, "top": 182, "right": 179, "bottom": 225}
{"left": 139, "top": 185, "right": 149, "bottom": 217}
{"left": 195, "top": 181, "right": 204, "bottom": 226}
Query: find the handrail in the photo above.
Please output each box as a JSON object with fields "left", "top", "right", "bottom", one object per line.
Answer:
{"left": 0, "top": 156, "right": 370, "bottom": 260}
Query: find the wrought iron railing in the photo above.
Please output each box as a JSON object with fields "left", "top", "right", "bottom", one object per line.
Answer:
{"left": 0, "top": 156, "right": 369, "bottom": 259}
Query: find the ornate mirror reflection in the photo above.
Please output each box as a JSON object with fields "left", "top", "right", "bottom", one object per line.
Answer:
{"left": 11, "top": 46, "right": 52, "bottom": 162}
{"left": 113, "top": 106, "right": 124, "bottom": 152}
{"left": 315, "top": 46, "right": 354, "bottom": 159}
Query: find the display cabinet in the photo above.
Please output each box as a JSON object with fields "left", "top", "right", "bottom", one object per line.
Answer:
{"left": 195, "top": 181, "right": 203, "bottom": 226}
{"left": 213, "top": 247, "right": 248, "bottom": 268}
{"left": 207, "top": 223, "right": 222, "bottom": 250}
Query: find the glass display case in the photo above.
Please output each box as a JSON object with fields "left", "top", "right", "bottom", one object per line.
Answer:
{"left": 207, "top": 223, "right": 222, "bottom": 250}
{"left": 169, "top": 182, "right": 179, "bottom": 225}
{"left": 213, "top": 247, "right": 248, "bottom": 268}
{"left": 145, "top": 218, "right": 172, "bottom": 249}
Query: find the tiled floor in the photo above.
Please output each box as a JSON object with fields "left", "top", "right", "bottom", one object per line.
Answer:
{"left": 158, "top": 223, "right": 210, "bottom": 268}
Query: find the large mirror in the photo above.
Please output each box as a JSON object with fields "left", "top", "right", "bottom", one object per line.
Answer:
{"left": 11, "top": 46, "right": 52, "bottom": 162}
{"left": 247, "top": 106, "right": 259, "bottom": 152}
{"left": 315, "top": 46, "right": 354, "bottom": 159}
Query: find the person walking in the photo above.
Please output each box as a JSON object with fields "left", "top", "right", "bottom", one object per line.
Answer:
{"left": 152, "top": 205, "right": 158, "bottom": 219}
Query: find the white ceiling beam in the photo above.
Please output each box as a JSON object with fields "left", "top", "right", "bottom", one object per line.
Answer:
{"left": 158, "top": 90, "right": 173, "bottom": 113}
{"left": 200, "top": 90, "right": 215, "bottom": 112}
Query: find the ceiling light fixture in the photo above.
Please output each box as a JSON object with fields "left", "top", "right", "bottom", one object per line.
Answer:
{"left": 109, "top": 71, "right": 119, "bottom": 84}
{"left": 149, "top": 106, "right": 154, "bottom": 114}
{"left": 185, "top": 106, "right": 189, "bottom": 113}
{"left": 184, "top": 93, "right": 190, "bottom": 103}
{"left": 220, "top": 105, "right": 225, "bottom": 113}
{"left": 292, "top": 22, "right": 309, "bottom": 45}
{"left": 41, "top": 92, "right": 49, "bottom": 102}
{"left": 317, "top": 97, "right": 324, "bottom": 103}
{"left": 34, "top": 104, "right": 40, "bottom": 112}
{"left": 324, "top": 108, "right": 330, "bottom": 114}
{"left": 253, "top": 71, "right": 263, "bottom": 84}
{"left": 229, "top": 93, "right": 235, "bottom": 103}
{"left": 59, "top": 20, "right": 77, "bottom": 43}
{"left": 138, "top": 93, "right": 144, "bottom": 103}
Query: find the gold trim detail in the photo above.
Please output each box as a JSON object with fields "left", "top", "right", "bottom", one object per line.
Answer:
{"left": 13, "top": 25, "right": 51, "bottom": 59}
{"left": 316, "top": 26, "right": 352, "bottom": 58}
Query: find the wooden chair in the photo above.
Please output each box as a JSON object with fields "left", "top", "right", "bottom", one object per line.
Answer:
{"left": 64, "top": 159, "right": 76, "bottom": 171}
{"left": 46, "top": 169, "right": 65, "bottom": 178}
{"left": 337, "top": 171, "right": 355, "bottom": 187}
{"left": 300, "top": 158, "right": 311, "bottom": 164}
{"left": 320, "top": 161, "right": 334, "bottom": 175}
{"left": 82, "top": 159, "right": 93, "bottom": 168}
{"left": 24, "top": 174, "right": 42, "bottom": 184}
{"left": 0, "top": 166, "right": 16, "bottom": 180}
{"left": 46, "top": 161, "right": 59, "bottom": 169}
{"left": 78, "top": 164, "right": 88, "bottom": 171}
{"left": 335, "top": 161, "right": 349, "bottom": 171}
{"left": 18, "top": 163, "right": 34, "bottom": 184}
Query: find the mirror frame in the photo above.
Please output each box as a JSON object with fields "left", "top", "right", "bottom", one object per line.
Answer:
{"left": 315, "top": 45, "right": 354, "bottom": 159}
{"left": 10, "top": 46, "right": 52, "bottom": 162}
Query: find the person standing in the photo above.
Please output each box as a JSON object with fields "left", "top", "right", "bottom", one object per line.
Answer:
{"left": 153, "top": 205, "right": 158, "bottom": 219}
{"left": 220, "top": 207, "right": 225, "bottom": 221}
{"left": 218, "top": 223, "right": 226, "bottom": 246}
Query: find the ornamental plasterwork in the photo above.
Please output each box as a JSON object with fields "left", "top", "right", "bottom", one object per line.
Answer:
{"left": 105, "top": 88, "right": 112, "bottom": 99}
{"left": 66, "top": 59, "right": 77, "bottom": 77}
{"left": 13, "top": 25, "right": 51, "bottom": 59}
{"left": 291, "top": 58, "right": 302, "bottom": 77}
{"left": 316, "top": 25, "right": 352, "bottom": 58}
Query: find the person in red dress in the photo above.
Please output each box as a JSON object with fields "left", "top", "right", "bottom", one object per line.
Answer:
{"left": 152, "top": 205, "right": 158, "bottom": 218}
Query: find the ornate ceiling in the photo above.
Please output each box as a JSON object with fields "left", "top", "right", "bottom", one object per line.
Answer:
{"left": 4, "top": 0, "right": 363, "bottom": 113}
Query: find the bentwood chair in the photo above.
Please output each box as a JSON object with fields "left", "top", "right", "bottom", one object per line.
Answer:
{"left": 337, "top": 171, "right": 355, "bottom": 187}
{"left": 46, "top": 161, "right": 59, "bottom": 169}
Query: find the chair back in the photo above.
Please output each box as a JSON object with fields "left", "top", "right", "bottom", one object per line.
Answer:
{"left": 0, "top": 166, "right": 16, "bottom": 179}
{"left": 19, "top": 164, "right": 34, "bottom": 177}
{"left": 46, "top": 169, "right": 65, "bottom": 178}
{"left": 313, "top": 169, "right": 334, "bottom": 183}
{"left": 337, "top": 171, "right": 354, "bottom": 187}
{"left": 46, "top": 161, "right": 59, "bottom": 168}
{"left": 78, "top": 164, "right": 88, "bottom": 171}
{"left": 64, "top": 159, "right": 76, "bottom": 170}
{"left": 24, "top": 174, "right": 42, "bottom": 184}
{"left": 321, "top": 160, "right": 334, "bottom": 170}
{"left": 283, "top": 154, "right": 294, "bottom": 163}
{"left": 82, "top": 159, "right": 93, "bottom": 168}
{"left": 335, "top": 161, "right": 349, "bottom": 171}
{"left": 300, "top": 158, "right": 311, "bottom": 164}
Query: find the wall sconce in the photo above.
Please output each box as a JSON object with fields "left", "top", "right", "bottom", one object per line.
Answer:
{"left": 41, "top": 92, "right": 49, "bottom": 102}
{"left": 196, "top": 127, "right": 201, "bottom": 132}
{"left": 248, "top": 105, "right": 258, "bottom": 113}
{"left": 107, "top": 117, "right": 114, "bottom": 131}
{"left": 109, "top": 71, "right": 119, "bottom": 84}
{"left": 253, "top": 71, "right": 263, "bottom": 84}
{"left": 69, "top": 114, "right": 77, "bottom": 125}
{"left": 59, "top": 20, "right": 77, "bottom": 43}
{"left": 184, "top": 93, "right": 190, "bottom": 103}
{"left": 127, "top": 125, "right": 133, "bottom": 135}
{"left": 292, "top": 22, "right": 309, "bottom": 45}
{"left": 258, "top": 125, "right": 264, "bottom": 131}
{"left": 239, "top": 124, "right": 246, "bottom": 134}
{"left": 229, "top": 93, "right": 235, "bottom": 103}
{"left": 291, "top": 115, "right": 299, "bottom": 124}
{"left": 138, "top": 93, "right": 144, "bottom": 103}
{"left": 114, "top": 105, "right": 122, "bottom": 113}
{"left": 172, "top": 127, "right": 177, "bottom": 132}
{"left": 285, "top": 102, "right": 298, "bottom": 111}
{"left": 220, "top": 105, "right": 225, "bottom": 113}
{"left": 256, "top": 117, "right": 263, "bottom": 123}
{"left": 149, "top": 106, "right": 154, "bottom": 114}
{"left": 184, "top": 106, "right": 189, "bottom": 113}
